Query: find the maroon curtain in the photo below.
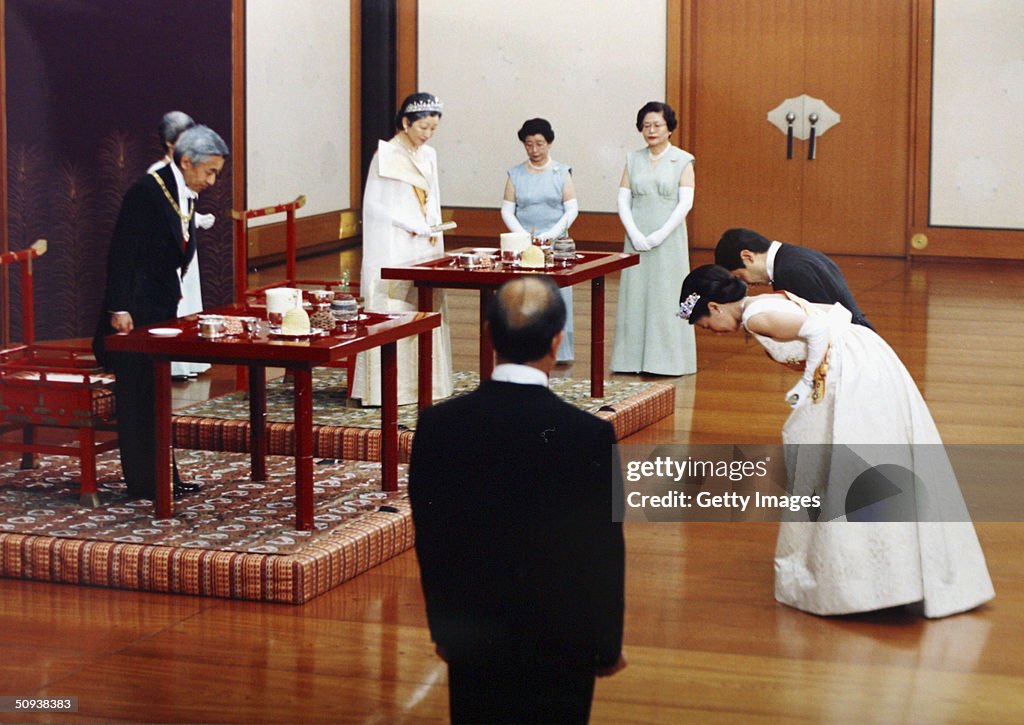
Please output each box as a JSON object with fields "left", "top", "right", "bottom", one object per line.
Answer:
{"left": 4, "top": 0, "right": 232, "bottom": 341}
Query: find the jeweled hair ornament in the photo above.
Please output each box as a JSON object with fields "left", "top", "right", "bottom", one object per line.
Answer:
{"left": 404, "top": 98, "right": 444, "bottom": 115}
{"left": 677, "top": 292, "right": 700, "bottom": 320}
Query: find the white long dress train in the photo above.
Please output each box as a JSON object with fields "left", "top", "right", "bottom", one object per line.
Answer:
{"left": 742, "top": 294, "right": 994, "bottom": 618}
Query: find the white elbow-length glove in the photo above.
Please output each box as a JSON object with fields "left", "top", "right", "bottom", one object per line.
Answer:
{"left": 645, "top": 187, "right": 694, "bottom": 248}
{"left": 537, "top": 199, "right": 579, "bottom": 241}
{"left": 501, "top": 199, "right": 527, "bottom": 233}
{"left": 785, "top": 315, "right": 831, "bottom": 409}
{"left": 617, "top": 187, "right": 649, "bottom": 251}
{"left": 392, "top": 215, "right": 432, "bottom": 238}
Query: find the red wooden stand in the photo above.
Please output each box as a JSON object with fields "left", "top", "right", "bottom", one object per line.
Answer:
{"left": 0, "top": 240, "right": 118, "bottom": 506}
{"left": 231, "top": 196, "right": 360, "bottom": 390}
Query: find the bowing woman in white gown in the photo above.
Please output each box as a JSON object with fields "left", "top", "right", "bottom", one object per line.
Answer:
{"left": 351, "top": 93, "right": 453, "bottom": 406}
{"left": 678, "top": 265, "right": 994, "bottom": 618}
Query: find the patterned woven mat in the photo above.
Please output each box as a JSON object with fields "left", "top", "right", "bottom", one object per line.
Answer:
{"left": 0, "top": 450, "right": 407, "bottom": 554}
{"left": 0, "top": 372, "right": 671, "bottom": 602}
{"left": 177, "top": 369, "right": 664, "bottom": 429}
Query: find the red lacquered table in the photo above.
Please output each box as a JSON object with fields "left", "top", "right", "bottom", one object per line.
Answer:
{"left": 382, "top": 249, "right": 638, "bottom": 400}
{"left": 105, "top": 304, "right": 440, "bottom": 530}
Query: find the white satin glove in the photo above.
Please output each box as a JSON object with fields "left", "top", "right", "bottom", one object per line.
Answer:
{"left": 501, "top": 199, "right": 527, "bottom": 233}
{"left": 785, "top": 379, "right": 814, "bottom": 410}
{"left": 645, "top": 187, "right": 694, "bottom": 248}
{"left": 538, "top": 199, "right": 579, "bottom": 241}
{"left": 392, "top": 216, "right": 432, "bottom": 238}
{"left": 798, "top": 315, "right": 830, "bottom": 383}
{"left": 617, "top": 187, "right": 648, "bottom": 250}
{"left": 196, "top": 212, "right": 215, "bottom": 230}
{"left": 785, "top": 315, "right": 831, "bottom": 409}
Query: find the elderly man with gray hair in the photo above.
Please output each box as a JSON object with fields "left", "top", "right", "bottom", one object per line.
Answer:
{"left": 94, "top": 124, "right": 229, "bottom": 501}
{"left": 148, "top": 111, "right": 217, "bottom": 379}
{"left": 150, "top": 110, "right": 195, "bottom": 171}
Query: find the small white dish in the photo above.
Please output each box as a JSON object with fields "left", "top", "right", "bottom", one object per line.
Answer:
{"left": 149, "top": 328, "right": 182, "bottom": 337}
{"left": 268, "top": 327, "right": 329, "bottom": 340}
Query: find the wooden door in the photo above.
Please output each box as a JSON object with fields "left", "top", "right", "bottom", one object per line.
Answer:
{"left": 689, "top": 0, "right": 911, "bottom": 256}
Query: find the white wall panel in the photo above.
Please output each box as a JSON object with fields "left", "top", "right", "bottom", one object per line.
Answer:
{"left": 246, "top": 0, "right": 350, "bottom": 221}
{"left": 931, "top": 0, "right": 1024, "bottom": 228}
{"left": 418, "top": 0, "right": 666, "bottom": 213}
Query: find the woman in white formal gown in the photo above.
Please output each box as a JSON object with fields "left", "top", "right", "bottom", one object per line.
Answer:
{"left": 678, "top": 264, "right": 994, "bottom": 618}
{"left": 351, "top": 93, "right": 453, "bottom": 406}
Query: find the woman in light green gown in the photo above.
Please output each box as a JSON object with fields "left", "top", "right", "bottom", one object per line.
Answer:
{"left": 611, "top": 101, "right": 697, "bottom": 376}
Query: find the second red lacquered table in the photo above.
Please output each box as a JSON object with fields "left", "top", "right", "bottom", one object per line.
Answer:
{"left": 382, "top": 249, "right": 638, "bottom": 399}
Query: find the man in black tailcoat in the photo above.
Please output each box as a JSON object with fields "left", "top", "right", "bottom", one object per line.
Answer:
{"left": 409, "top": 275, "right": 626, "bottom": 724}
{"left": 715, "top": 227, "right": 875, "bottom": 330}
{"left": 93, "top": 125, "right": 228, "bottom": 500}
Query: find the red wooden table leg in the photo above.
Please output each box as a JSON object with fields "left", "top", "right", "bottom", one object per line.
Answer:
{"left": 20, "top": 425, "right": 37, "bottom": 470}
{"left": 79, "top": 427, "right": 99, "bottom": 507}
{"left": 381, "top": 341, "right": 398, "bottom": 492}
{"left": 154, "top": 360, "right": 173, "bottom": 519}
{"left": 591, "top": 276, "right": 606, "bottom": 398}
{"left": 293, "top": 367, "right": 314, "bottom": 531}
{"left": 417, "top": 286, "right": 433, "bottom": 411}
{"left": 479, "top": 288, "right": 496, "bottom": 380}
{"left": 249, "top": 365, "right": 267, "bottom": 481}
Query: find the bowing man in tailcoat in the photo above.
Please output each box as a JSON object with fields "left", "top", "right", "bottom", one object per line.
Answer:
{"left": 715, "top": 227, "right": 875, "bottom": 331}
{"left": 409, "top": 275, "right": 626, "bottom": 724}
{"left": 93, "top": 125, "right": 228, "bottom": 500}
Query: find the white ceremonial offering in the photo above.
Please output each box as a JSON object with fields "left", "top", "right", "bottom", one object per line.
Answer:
{"left": 500, "top": 231, "right": 531, "bottom": 263}
{"left": 519, "top": 245, "right": 546, "bottom": 268}
{"left": 281, "top": 306, "right": 311, "bottom": 335}
{"left": 500, "top": 231, "right": 531, "bottom": 252}
{"left": 266, "top": 287, "right": 301, "bottom": 327}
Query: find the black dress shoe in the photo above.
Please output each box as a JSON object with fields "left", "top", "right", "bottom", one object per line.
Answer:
{"left": 173, "top": 480, "right": 203, "bottom": 499}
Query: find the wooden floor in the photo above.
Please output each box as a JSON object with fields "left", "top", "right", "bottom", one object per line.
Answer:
{"left": 2, "top": 248, "right": 1023, "bottom": 723}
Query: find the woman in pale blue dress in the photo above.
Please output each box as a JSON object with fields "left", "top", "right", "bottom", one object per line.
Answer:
{"left": 502, "top": 118, "right": 578, "bottom": 362}
{"left": 611, "top": 102, "right": 697, "bottom": 376}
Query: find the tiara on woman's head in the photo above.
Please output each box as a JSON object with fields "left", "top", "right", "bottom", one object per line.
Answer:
{"left": 404, "top": 98, "right": 443, "bottom": 115}
{"left": 677, "top": 292, "right": 701, "bottom": 319}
